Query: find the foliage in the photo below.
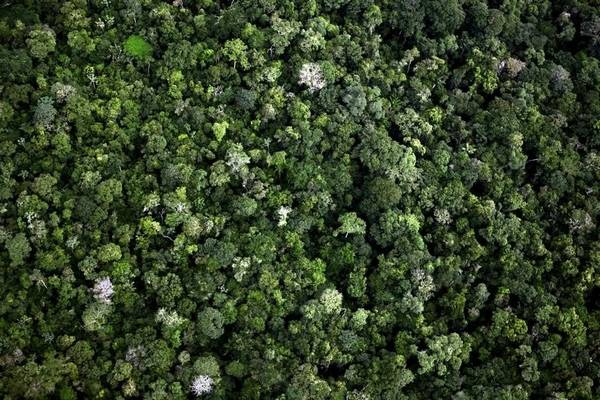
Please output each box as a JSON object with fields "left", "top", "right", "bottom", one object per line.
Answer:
{"left": 124, "top": 34, "right": 153, "bottom": 58}
{"left": 0, "top": 0, "right": 599, "bottom": 399}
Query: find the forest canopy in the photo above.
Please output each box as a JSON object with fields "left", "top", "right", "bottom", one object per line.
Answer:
{"left": 0, "top": 0, "right": 599, "bottom": 399}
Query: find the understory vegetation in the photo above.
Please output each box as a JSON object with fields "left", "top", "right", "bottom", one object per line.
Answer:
{"left": 0, "top": 0, "right": 599, "bottom": 398}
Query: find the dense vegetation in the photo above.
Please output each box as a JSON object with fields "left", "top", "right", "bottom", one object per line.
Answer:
{"left": 1, "top": 0, "right": 599, "bottom": 398}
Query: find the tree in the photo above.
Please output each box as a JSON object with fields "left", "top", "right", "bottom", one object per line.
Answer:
{"left": 334, "top": 212, "right": 366, "bottom": 237}
{"left": 33, "top": 96, "right": 57, "bottom": 129}
{"left": 27, "top": 26, "right": 56, "bottom": 59}
{"left": 298, "top": 63, "right": 326, "bottom": 93}
{"left": 222, "top": 39, "right": 249, "bottom": 70}
{"left": 417, "top": 333, "right": 471, "bottom": 376}
{"left": 197, "top": 307, "right": 224, "bottom": 339}
{"left": 124, "top": 35, "right": 153, "bottom": 58}
{"left": 7, "top": 233, "right": 31, "bottom": 267}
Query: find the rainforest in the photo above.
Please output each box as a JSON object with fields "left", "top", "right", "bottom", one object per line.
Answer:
{"left": 0, "top": 0, "right": 599, "bottom": 399}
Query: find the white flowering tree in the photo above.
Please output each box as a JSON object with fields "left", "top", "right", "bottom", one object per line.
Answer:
{"left": 92, "top": 277, "right": 114, "bottom": 304}
{"left": 298, "top": 62, "right": 326, "bottom": 93}
{"left": 190, "top": 375, "right": 214, "bottom": 396}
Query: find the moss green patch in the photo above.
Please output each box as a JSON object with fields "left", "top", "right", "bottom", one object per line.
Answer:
{"left": 124, "top": 35, "right": 153, "bottom": 58}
